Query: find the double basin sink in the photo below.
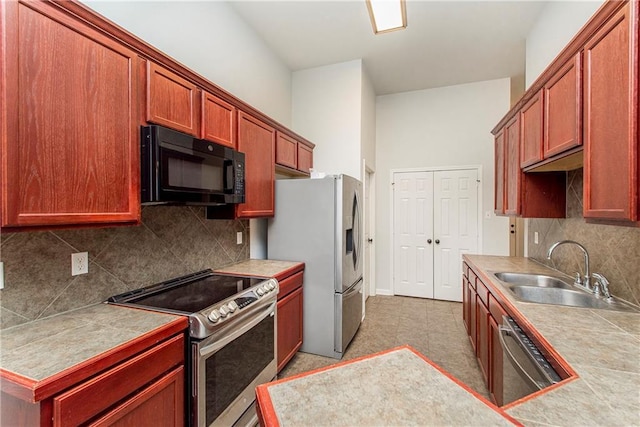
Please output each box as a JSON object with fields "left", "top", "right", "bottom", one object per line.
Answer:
{"left": 493, "top": 272, "right": 640, "bottom": 313}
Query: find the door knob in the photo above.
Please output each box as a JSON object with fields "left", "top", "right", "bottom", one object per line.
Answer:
{"left": 435, "top": 239, "right": 440, "bottom": 244}
{"left": 367, "top": 238, "right": 373, "bottom": 243}
{"left": 427, "top": 239, "right": 432, "bottom": 244}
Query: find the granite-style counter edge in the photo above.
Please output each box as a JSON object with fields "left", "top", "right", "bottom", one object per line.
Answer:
{"left": 464, "top": 255, "right": 640, "bottom": 426}
{"left": 0, "top": 303, "right": 187, "bottom": 402}
{"left": 257, "top": 346, "right": 521, "bottom": 427}
{"left": 214, "top": 259, "right": 304, "bottom": 282}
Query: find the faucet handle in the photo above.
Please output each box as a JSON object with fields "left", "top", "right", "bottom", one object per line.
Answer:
{"left": 573, "top": 272, "right": 583, "bottom": 286}
{"left": 592, "top": 273, "right": 611, "bottom": 299}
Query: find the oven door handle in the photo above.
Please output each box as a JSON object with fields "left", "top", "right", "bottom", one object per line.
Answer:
{"left": 199, "top": 301, "right": 276, "bottom": 358}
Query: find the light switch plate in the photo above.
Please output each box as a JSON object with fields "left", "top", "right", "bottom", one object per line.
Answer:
{"left": 534, "top": 232, "right": 539, "bottom": 245}
{"left": 0, "top": 262, "right": 4, "bottom": 290}
{"left": 236, "top": 232, "right": 243, "bottom": 245}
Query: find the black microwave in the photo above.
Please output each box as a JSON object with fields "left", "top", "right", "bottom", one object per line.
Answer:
{"left": 141, "top": 125, "right": 245, "bottom": 205}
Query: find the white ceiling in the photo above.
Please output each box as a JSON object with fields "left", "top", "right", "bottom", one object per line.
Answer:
{"left": 229, "top": 0, "right": 548, "bottom": 95}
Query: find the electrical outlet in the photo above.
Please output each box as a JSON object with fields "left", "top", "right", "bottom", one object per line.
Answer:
{"left": 71, "top": 252, "right": 89, "bottom": 276}
{"left": 534, "top": 232, "right": 539, "bottom": 245}
{"left": 236, "top": 231, "right": 243, "bottom": 245}
{"left": 0, "top": 262, "right": 4, "bottom": 290}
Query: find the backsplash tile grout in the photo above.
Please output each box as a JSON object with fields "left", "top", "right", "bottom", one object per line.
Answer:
{"left": 0, "top": 206, "right": 250, "bottom": 329}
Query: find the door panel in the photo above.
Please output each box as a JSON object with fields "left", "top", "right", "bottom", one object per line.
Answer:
{"left": 393, "top": 172, "right": 434, "bottom": 298}
{"left": 394, "top": 169, "right": 479, "bottom": 302}
{"left": 434, "top": 169, "right": 479, "bottom": 302}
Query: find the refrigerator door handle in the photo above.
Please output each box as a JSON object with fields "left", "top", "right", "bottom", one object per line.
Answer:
{"left": 352, "top": 191, "right": 360, "bottom": 269}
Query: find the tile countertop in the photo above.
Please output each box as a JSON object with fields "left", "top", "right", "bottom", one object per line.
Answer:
{"left": 464, "top": 255, "right": 640, "bottom": 427}
{"left": 214, "top": 259, "right": 304, "bottom": 281}
{"left": 0, "top": 303, "right": 187, "bottom": 402}
{"left": 256, "top": 345, "right": 521, "bottom": 427}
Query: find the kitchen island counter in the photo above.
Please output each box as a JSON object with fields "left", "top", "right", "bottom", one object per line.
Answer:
{"left": 465, "top": 255, "right": 640, "bottom": 426}
{"left": 256, "top": 345, "right": 520, "bottom": 426}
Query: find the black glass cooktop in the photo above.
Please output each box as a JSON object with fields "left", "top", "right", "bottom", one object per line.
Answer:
{"left": 108, "top": 270, "right": 263, "bottom": 313}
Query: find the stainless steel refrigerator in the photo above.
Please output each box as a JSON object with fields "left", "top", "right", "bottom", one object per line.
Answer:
{"left": 268, "top": 174, "right": 363, "bottom": 359}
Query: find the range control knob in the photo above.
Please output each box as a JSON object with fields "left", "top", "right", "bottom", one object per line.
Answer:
{"left": 208, "top": 309, "right": 221, "bottom": 323}
{"left": 267, "top": 281, "right": 276, "bottom": 291}
{"left": 219, "top": 306, "right": 230, "bottom": 317}
{"left": 261, "top": 285, "right": 270, "bottom": 294}
{"left": 228, "top": 301, "right": 238, "bottom": 312}
{"left": 256, "top": 287, "right": 265, "bottom": 296}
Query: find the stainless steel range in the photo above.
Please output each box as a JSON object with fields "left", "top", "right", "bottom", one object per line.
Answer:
{"left": 108, "top": 270, "right": 278, "bottom": 427}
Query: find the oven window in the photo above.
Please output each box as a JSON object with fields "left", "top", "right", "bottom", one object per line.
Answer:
{"left": 163, "top": 149, "right": 224, "bottom": 192}
{"left": 205, "top": 314, "right": 274, "bottom": 425}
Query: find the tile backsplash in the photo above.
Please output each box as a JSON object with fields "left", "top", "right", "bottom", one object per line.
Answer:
{"left": 0, "top": 206, "right": 249, "bottom": 329}
{"left": 528, "top": 169, "right": 640, "bottom": 307}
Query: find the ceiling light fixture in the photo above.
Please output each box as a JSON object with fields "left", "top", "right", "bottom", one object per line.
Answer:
{"left": 366, "top": 0, "right": 407, "bottom": 34}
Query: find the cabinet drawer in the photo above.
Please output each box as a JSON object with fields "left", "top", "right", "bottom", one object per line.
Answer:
{"left": 53, "top": 334, "right": 184, "bottom": 426}
{"left": 278, "top": 271, "right": 304, "bottom": 300}
{"left": 476, "top": 280, "right": 489, "bottom": 308}
{"left": 468, "top": 270, "right": 477, "bottom": 290}
{"left": 489, "top": 294, "right": 508, "bottom": 322}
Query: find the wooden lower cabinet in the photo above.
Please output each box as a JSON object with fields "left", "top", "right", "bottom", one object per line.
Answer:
{"left": 2, "top": 334, "right": 185, "bottom": 427}
{"left": 462, "top": 262, "right": 508, "bottom": 406}
{"left": 476, "top": 300, "right": 490, "bottom": 384}
{"left": 276, "top": 270, "right": 304, "bottom": 373}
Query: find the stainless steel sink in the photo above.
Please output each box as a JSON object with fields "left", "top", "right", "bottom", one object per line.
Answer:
{"left": 493, "top": 272, "right": 573, "bottom": 289}
{"left": 493, "top": 272, "right": 640, "bottom": 313}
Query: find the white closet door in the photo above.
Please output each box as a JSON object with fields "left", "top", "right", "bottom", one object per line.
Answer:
{"left": 433, "top": 169, "right": 479, "bottom": 302}
{"left": 393, "top": 171, "right": 434, "bottom": 298}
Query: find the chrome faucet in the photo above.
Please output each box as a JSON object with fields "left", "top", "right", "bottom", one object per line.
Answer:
{"left": 547, "top": 240, "right": 591, "bottom": 291}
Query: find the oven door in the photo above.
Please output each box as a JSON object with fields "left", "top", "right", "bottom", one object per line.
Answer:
{"left": 193, "top": 300, "right": 276, "bottom": 427}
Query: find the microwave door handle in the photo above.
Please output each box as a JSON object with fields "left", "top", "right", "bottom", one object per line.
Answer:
{"left": 223, "top": 160, "right": 233, "bottom": 192}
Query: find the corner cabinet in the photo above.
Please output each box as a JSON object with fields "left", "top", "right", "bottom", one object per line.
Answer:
{"left": 1, "top": 0, "right": 140, "bottom": 230}
{"left": 1, "top": 325, "right": 186, "bottom": 427}
{"left": 276, "top": 270, "right": 304, "bottom": 373}
{"left": 583, "top": 1, "right": 639, "bottom": 222}
{"left": 237, "top": 111, "right": 276, "bottom": 218}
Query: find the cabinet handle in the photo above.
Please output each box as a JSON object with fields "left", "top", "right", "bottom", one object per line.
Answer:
{"left": 435, "top": 239, "right": 440, "bottom": 244}
{"left": 427, "top": 239, "right": 432, "bottom": 244}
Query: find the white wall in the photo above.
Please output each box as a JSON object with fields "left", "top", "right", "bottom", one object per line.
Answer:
{"left": 525, "top": 1, "right": 603, "bottom": 88}
{"left": 361, "top": 67, "right": 376, "bottom": 173}
{"left": 81, "top": 0, "right": 292, "bottom": 126}
{"left": 292, "top": 60, "right": 364, "bottom": 179}
{"left": 375, "top": 78, "right": 511, "bottom": 294}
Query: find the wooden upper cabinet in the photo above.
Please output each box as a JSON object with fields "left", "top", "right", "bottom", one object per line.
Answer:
{"left": 237, "top": 111, "right": 276, "bottom": 218}
{"left": 583, "top": 2, "right": 638, "bottom": 221}
{"left": 504, "top": 116, "right": 521, "bottom": 215}
{"left": 1, "top": 0, "right": 140, "bottom": 229}
{"left": 276, "top": 132, "right": 298, "bottom": 169}
{"left": 201, "top": 91, "right": 236, "bottom": 148}
{"left": 297, "top": 144, "right": 314, "bottom": 174}
{"left": 494, "top": 129, "right": 506, "bottom": 214}
{"left": 146, "top": 61, "right": 198, "bottom": 136}
{"left": 544, "top": 52, "right": 582, "bottom": 158}
{"left": 520, "top": 90, "right": 544, "bottom": 168}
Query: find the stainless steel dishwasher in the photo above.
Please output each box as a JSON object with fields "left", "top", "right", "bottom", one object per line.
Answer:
{"left": 499, "top": 316, "right": 562, "bottom": 405}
